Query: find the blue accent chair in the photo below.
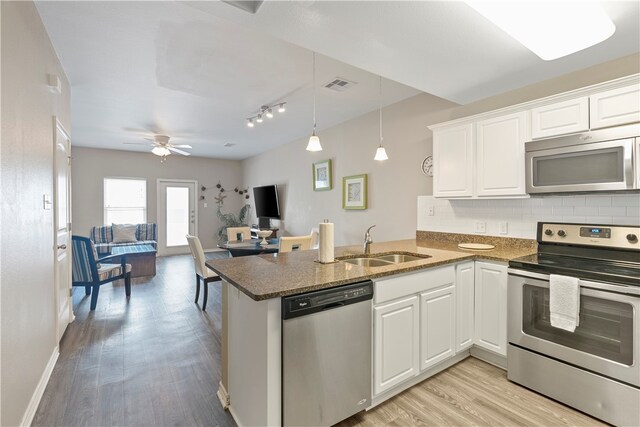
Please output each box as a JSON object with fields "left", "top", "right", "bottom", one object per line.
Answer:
{"left": 72, "top": 235, "right": 132, "bottom": 310}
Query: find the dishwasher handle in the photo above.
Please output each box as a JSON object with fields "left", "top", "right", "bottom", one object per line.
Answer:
{"left": 282, "top": 280, "right": 373, "bottom": 320}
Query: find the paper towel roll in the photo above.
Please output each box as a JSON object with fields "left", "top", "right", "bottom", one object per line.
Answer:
{"left": 318, "top": 221, "right": 334, "bottom": 263}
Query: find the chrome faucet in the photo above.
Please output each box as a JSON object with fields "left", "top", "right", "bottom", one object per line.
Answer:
{"left": 364, "top": 225, "right": 376, "bottom": 255}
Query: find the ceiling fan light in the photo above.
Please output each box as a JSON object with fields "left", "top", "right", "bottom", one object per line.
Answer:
{"left": 374, "top": 145, "right": 388, "bottom": 161}
{"left": 152, "top": 146, "right": 171, "bottom": 156}
{"left": 466, "top": 1, "right": 615, "bottom": 60}
{"left": 306, "top": 134, "right": 322, "bottom": 152}
{"left": 256, "top": 114, "right": 264, "bottom": 123}
{"left": 278, "top": 103, "right": 286, "bottom": 113}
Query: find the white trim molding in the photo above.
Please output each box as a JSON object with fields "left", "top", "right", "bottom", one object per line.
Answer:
{"left": 20, "top": 346, "right": 59, "bottom": 426}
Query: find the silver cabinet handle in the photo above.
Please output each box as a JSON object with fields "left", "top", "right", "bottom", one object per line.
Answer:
{"left": 57, "top": 244, "right": 67, "bottom": 250}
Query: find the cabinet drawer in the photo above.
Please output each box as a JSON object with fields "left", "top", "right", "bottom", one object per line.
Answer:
{"left": 374, "top": 265, "right": 455, "bottom": 305}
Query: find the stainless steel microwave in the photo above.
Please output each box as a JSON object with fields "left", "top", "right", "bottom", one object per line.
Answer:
{"left": 525, "top": 124, "right": 639, "bottom": 194}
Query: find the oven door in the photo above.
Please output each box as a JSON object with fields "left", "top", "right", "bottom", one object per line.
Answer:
{"left": 525, "top": 138, "right": 635, "bottom": 193}
{"left": 508, "top": 270, "right": 640, "bottom": 386}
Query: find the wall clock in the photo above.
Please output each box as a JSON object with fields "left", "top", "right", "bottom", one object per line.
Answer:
{"left": 421, "top": 156, "right": 433, "bottom": 177}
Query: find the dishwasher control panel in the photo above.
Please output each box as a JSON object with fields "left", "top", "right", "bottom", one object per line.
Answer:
{"left": 282, "top": 281, "right": 373, "bottom": 320}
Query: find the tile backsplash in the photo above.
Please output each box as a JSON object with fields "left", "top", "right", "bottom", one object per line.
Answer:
{"left": 417, "top": 194, "right": 640, "bottom": 239}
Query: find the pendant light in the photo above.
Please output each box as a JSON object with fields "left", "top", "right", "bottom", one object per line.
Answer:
{"left": 306, "top": 52, "right": 322, "bottom": 152}
{"left": 374, "top": 76, "right": 388, "bottom": 161}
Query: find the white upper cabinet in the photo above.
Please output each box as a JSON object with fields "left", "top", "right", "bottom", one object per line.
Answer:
{"left": 476, "top": 112, "right": 527, "bottom": 197}
{"left": 433, "top": 123, "right": 474, "bottom": 198}
{"left": 590, "top": 84, "right": 640, "bottom": 130}
{"left": 531, "top": 97, "right": 589, "bottom": 139}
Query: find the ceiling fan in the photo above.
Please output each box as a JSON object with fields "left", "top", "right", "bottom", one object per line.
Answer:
{"left": 124, "top": 135, "right": 192, "bottom": 161}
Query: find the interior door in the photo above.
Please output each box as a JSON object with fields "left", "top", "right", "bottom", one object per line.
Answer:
{"left": 54, "top": 119, "right": 72, "bottom": 340}
{"left": 157, "top": 180, "right": 196, "bottom": 256}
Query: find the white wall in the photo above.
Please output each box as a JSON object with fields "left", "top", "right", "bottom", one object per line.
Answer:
{"left": 0, "top": 2, "right": 71, "bottom": 425}
{"left": 71, "top": 147, "right": 243, "bottom": 252}
{"left": 242, "top": 93, "right": 457, "bottom": 246}
{"left": 418, "top": 195, "right": 640, "bottom": 239}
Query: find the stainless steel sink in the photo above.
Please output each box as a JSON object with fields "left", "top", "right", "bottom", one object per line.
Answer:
{"left": 376, "top": 254, "right": 430, "bottom": 263}
{"left": 341, "top": 258, "right": 394, "bottom": 267}
{"left": 339, "top": 252, "right": 431, "bottom": 267}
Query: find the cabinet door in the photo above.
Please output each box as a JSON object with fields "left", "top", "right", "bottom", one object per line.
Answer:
{"left": 531, "top": 97, "right": 589, "bottom": 139}
{"left": 590, "top": 84, "right": 640, "bottom": 130}
{"left": 420, "top": 285, "right": 455, "bottom": 371}
{"left": 433, "top": 123, "right": 474, "bottom": 198}
{"left": 476, "top": 112, "right": 527, "bottom": 197}
{"left": 474, "top": 262, "right": 508, "bottom": 356}
{"left": 373, "top": 296, "right": 420, "bottom": 396}
{"left": 456, "top": 262, "right": 474, "bottom": 353}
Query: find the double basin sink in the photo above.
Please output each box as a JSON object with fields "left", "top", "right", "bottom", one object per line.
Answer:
{"left": 338, "top": 252, "right": 431, "bottom": 267}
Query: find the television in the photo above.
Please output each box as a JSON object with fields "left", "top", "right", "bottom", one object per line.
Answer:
{"left": 253, "top": 185, "right": 280, "bottom": 228}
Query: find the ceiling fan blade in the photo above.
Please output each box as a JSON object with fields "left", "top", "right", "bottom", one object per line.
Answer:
{"left": 123, "top": 142, "right": 152, "bottom": 146}
{"left": 144, "top": 137, "right": 155, "bottom": 141}
{"left": 168, "top": 147, "right": 191, "bottom": 156}
{"left": 172, "top": 144, "right": 192, "bottom": 148}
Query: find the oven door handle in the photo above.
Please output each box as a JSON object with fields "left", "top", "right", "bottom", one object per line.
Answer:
{"left": 508, "top": 268, "right": 640, "bottom": 296}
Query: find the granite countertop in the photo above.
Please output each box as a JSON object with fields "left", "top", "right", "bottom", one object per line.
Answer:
{"left": 205, "top": 234, "right": 537, "bottom": 301}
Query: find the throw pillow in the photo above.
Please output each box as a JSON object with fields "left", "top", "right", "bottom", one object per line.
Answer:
{"left": 112, "top": 224, "right": 138, "bottom": 243}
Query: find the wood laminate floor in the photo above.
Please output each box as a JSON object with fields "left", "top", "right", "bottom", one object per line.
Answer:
{"left": 34, "top": 254, "right": 605, "bottom": 427}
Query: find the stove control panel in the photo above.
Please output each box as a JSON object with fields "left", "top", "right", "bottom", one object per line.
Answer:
{"left": 539, "top": 223, "right": 640, "bottom": 249}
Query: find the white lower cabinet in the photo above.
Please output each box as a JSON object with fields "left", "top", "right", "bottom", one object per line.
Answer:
{"left": 455, "top": 262, "right": 475, "bottom": 352}
{"left": 373, "top": 296, "right": 420, "bottom": 396}
{"left": 474, "top": 261, "right": 508, "bottom": 356}
{"left": 420, "top": 285, "right": 456, "bottom": 371}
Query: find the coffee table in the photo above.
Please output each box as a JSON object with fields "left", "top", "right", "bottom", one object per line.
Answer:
{"left": 104, "top": 244, "right": 157, "bottom": 277}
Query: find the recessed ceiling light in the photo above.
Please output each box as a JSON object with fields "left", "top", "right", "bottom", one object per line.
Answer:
{"left": 466, "top": 1, "right": 616, "bottom": 60}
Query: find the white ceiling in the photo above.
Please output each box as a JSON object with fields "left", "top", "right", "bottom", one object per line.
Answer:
{"left": 36, "top": 1, "right": 639, "bottom": 160}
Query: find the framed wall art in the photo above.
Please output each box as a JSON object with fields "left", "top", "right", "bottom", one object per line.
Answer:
{"left": 342, "top": 174, "right": 367, "bottom": 210}
{"left": 313, "top": 159, "right": 332, "bottom": 191}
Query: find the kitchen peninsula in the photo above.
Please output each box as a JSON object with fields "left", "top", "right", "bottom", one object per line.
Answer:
{"left": 206, "top": 234, "right": 537, "bottom": 427}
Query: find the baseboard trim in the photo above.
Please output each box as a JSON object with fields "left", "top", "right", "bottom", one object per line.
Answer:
{"left": 217, "top": 381, "right": 230, "bottom": 410}
{"left": 470, "top": 346, "right": 507, "bottom": 370}
{"left": 20, "top": 346, "right": 59, "bottom": 427}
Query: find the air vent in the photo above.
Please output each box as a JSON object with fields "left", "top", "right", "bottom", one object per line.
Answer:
{"left": 323, "top": 77, "right": 357, "bottom": 92}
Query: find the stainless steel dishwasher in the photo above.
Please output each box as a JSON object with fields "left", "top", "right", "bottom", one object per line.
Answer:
{"left": 282, "top": 280, "right": 373, "bottom": 427}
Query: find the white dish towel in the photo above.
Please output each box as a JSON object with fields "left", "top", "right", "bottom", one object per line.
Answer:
{"left": 549, "top": 274, "right": 581, "bottom": 332}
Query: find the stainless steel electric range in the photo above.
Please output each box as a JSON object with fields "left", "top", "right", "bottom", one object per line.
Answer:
{"left": 507, "top": 222, "right": 640, "bottom": 427}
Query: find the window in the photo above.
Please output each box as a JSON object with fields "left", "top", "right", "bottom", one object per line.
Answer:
{"left": 103, "top": 178, "right": 147, "bottom": 225}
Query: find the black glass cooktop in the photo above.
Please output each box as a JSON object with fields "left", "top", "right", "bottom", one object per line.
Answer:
{"left": 509, "top": 253, "right": 640, "bottom": 287}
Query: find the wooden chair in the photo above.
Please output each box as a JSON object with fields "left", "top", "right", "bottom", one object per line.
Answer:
{"left": 71, "top": 235, "right": 131, "bottom": 310}
{"left": 226, "top": 226, "right": 252, "bottom": 242}
{"left": 186, "top": 234, "right": 221, "bottom": 311}
{"left": 279, "top": 235, "right": 313, "bottom": 253}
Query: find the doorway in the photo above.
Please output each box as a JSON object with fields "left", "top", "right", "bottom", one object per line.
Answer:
{"left": 54, "top": 118, "right": 73, "bottom": 341}
{"left": 157, "top": 180, "right": 197, "bottom": 256}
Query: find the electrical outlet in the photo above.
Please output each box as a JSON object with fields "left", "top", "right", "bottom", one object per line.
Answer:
{"left": 499, "top": 222, "right": 508, "bottom": 235}
{"left": 427, "top": 206, "right": 434, "bottom": 216}
{"left": 204, "top": 203, "right": 208, "bottom": 208}
{"left": 474, "top": 221, "right": 486, "bottom": 234}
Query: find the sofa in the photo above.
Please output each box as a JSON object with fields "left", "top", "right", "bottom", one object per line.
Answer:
{"left": 90, "top": 223, "right": 157, "bottom": 253}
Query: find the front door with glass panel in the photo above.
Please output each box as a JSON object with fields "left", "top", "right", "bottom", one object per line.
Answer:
{"left": 158, "top": 180, "right": 196, "bottom": 256}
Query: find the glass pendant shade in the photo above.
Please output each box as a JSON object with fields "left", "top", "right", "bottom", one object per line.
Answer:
{"left": 306, "top": 133, "right": 322, "bottom": 152}
{"left": 152, "top": 146, "right": 171, "bottom": 156}
{"left": 374, "top": 145, "right": 388, "bottom": 161}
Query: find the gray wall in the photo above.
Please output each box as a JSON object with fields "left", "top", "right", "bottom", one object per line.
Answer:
{"left": 71, "top": 147, "right": 243, "bottom": 252}
{"left": 0, "top": 2, "right": 71, "bottom": 425}
{"left": 242, "top": 93, "right": 458, "bottom": 246}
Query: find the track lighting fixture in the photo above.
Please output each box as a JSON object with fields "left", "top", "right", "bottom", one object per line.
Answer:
{"left": 246, "top": 102, "right": 287, "bottom": 128}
